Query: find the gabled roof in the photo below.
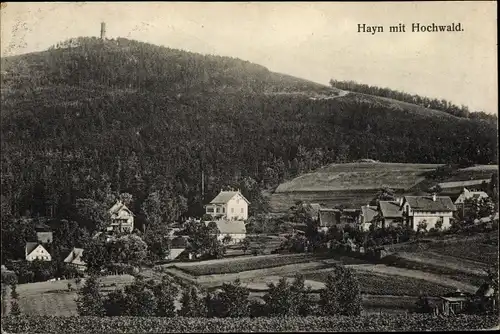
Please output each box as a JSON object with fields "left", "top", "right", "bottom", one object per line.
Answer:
{"left": 25, "top": 242, "right": 39, "bottom": 256}
{"left": 109, "top": 201, "right": 134, "bottom": 218}
{"left": 379, "top": 201, "right": 402, "bottom": 218}
{"left": 64, "top": 248, "right": 85, "bottom": 266}
{"left": 404, "top": 196, "right": 456, "bottom": 212}
{"left": 361, "top": 205, "right": 378, "bottom": 223}
{"left": 34, "top": 222, "right": 51, "bottom": 231}
{"left": 25, "top": 242, "right": 49, "bottom": 257}
{"left": 209, "top": 191, "right": 250, "bottom": 204}
{"left": 204, "top": 220, "right": 246, "bottom": 234}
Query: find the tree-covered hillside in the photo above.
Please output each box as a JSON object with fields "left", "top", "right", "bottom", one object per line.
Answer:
{"left": 1, "top": 37, "right": 497, "bottom": 227}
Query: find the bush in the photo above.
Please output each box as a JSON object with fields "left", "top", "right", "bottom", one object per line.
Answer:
{"left": 2, "top": 315, "right": 498, "bottom": 333}
{"left": 175, "top": 254, "right": 315, "bottom": 276}
{"left": 1, "top": 271, "right": 18, "bottom": 285}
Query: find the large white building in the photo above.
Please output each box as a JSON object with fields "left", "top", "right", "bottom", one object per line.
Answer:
{"left": 401, "top": 195, "right": 457, "bottom": 230}
{"left": 205, "top": 190, "right": 250, "bottom": 221}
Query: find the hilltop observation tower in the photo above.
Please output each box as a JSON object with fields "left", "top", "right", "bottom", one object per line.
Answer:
{"left": 100, "top": 22, "right": 106, "bottom": 40}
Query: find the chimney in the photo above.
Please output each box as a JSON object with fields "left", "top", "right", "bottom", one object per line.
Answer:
{"left": 432, "top": 193, "right": 437, "bottom": 202}
{"left": 100, "top": 22, "right": 106, "bottom": 40}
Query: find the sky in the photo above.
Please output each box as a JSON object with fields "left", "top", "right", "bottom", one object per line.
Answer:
{"left": 1, "top": 2, "right": 497, "bottom": 114}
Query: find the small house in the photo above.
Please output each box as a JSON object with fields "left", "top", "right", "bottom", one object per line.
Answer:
{"left": 204, "top": 219, "right": 246, "bottom": 244}
{"left": 454, "top": 188, "right": 489, "bottom": 206}
{"left": 25, "top": 242, "right": 52, "bottom": 262}
{"left": 360, "top": 205, "right": 378, "bottom": 231}
{"left": 108, "top": 200, "right": 134, "bottom": 233}
{"left": 378, "top": 200, "right": 404, "bottom": 227}
{"left": 34, "top": 222, "right": 53, "bottom": 244}
{"left": 318, "top": 208, "right": 361, "bottom": 231}
{"left": 205, "top": 190, "right": 250, "bottom": 221}
{"left": 64, "top": 248, "right": 86, "bottom": 271}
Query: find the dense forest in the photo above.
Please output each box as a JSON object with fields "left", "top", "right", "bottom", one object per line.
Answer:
{"left": 1, "top": 37, "right": 498, "bottom": 236}
{"left": 329, "top": 79, "right": 497, "bottom": 121}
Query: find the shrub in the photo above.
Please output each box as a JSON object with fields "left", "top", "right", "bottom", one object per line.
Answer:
{"left": 1, "top": 271, "right": 18, "bottom": 285}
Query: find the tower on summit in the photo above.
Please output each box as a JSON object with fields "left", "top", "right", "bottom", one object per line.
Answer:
{"left": 100, "top": 22, "right": 106, "bottom": 39}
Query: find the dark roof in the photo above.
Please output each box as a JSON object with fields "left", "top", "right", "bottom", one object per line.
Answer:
{"left": 405, "top": 196, "right": 456, "bottom": 212}
{"left": 25, "top": 242, "right": 40, "bottom": 255}
{"left": 319, "top": 209, "right": 339, "bottom": 227}
{"left": 34, "top": 222, "right": 51, "bottom": 231}
{"left": 379, "top": 201, "right": 402, "bottom": 218}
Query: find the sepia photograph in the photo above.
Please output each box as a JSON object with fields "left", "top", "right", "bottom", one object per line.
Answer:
{"left": 0, "top": 1, "right": 498, "bottom": 332}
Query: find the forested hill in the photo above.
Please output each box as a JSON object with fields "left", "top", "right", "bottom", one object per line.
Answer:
{"left": 1, "top": 37, "right": 498, "bottom": 222}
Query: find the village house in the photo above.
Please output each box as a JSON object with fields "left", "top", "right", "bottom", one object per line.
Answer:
{"left": 108, "top": 200, "right": 134, "bottom": 233}
{"left": 25, "top": 242, "right": 52, "bottom": 262}
{"left": 401, "top": 194, "right": 456, "bottom": 230}
{"left": 63, "top": 247, "right": 86, "bottom": 272}
{"left": 34, "top": 222, "right": 53, "bottom": 244}
{"left": 454, "top": 188, "right": 489, "bottom": 209}
{"left": 318, "top": 208, "right": 361, "bottom": 231}
{"left": 378, "top": 200, "right": 404, "bottom": 228}
{"left": 360, "top": 205, "right": 378, "bottom": 231}
{"left": 205, "top": 219, "right": 246, "bottom": 244}
{"left": 205, "top": 190, "right": 250, "bottom": 221}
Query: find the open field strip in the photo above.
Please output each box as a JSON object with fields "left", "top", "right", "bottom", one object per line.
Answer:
{"left": 165, "top": 261, "right": 330, "bottom": 289}
{"left": 173, "top": 253, "right": 321, "bottom": 276}
{"left": 347, "top": 264, "right": 478, "bottom": 294}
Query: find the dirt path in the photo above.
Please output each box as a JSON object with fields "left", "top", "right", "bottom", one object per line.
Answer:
{"left": 347, "top": 264, "right": 478, "bottom": 293}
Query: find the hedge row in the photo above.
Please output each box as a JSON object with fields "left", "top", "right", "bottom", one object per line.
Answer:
{"left": 2, "top": 315, "right": 497, "bottom": 333}
{"left": 174, "top": 254, "right": 317, "bottom": 276}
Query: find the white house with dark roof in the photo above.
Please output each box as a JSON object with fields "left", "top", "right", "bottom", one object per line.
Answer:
{"left": 205, "top": 219, "right": 246, "bottom": 244}
{"left": 25, "top": 242, "right": 52, "bottom": 262}
{"left": 205, "top": 190, "right": 250, "bottom": 220}
{"left": 108, "top": 200, "right": 134, "bottom": 233}
{"left": 401, "top": 195, "right": 457, "bottom": 231}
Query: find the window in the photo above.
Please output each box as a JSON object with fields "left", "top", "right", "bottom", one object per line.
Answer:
{"left": 207, "top": 207, "right": 214, "bottom": 213}
{"left": 222, "top": 207, "right": 225, "bottom": 213}
{"left": 216, "top": 208, "right": 220, "bottom": 213}
{"left": 241, "top": 208, "right": 244, "bottom": 213}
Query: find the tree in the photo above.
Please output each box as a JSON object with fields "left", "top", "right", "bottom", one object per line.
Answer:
{"left": 178, "top": 286, "right": 206, "bottom": 317}
{"left": 319, "top": 265, "right": 362, "bottom": 316}
{"left": 415, "top": 296, "right": 432, "bottom": 313}
{"left": 82, "top": 238, "right": 111, "bottom": 274}
{"left": 75, "top": 198, "right": 109, "bottom": 232}
{"left": 10, "top": 284, "right": 19, "bottom": 300}
{"left": 417, "top": 220, "right": 428, "bottom": 233}
{"left": 214, "top": 279, "right": 250, "bottom": 317}
{"left": 122, "top": 278, "right": 157, "bottom": 316}
{"left": 152, "top": 276, "right": 178, "bottom": 317}
{"left": 113, "top": 234, "right": 148, "bottom": 265}
{"left": 263, "top": 275, "right": 313, "bottom": 316}
{"left": 371, "top": 187, "right": 396, "bottom": 206}
{"left": 76, "top": 275, "right": 105, "bottom": 316}
{"left": 10, "top": 300, "right": 21, "bottom": 315}
{"left": 241, "top": 238, "right": 251, "bottom": 255}
{"left": 104, "top": 289, "right": 128, "bottom": 316}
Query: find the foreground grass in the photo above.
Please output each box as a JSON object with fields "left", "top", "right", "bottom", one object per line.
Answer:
{"left": 2, "top": 315, "right": 497, "bottom": 333}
